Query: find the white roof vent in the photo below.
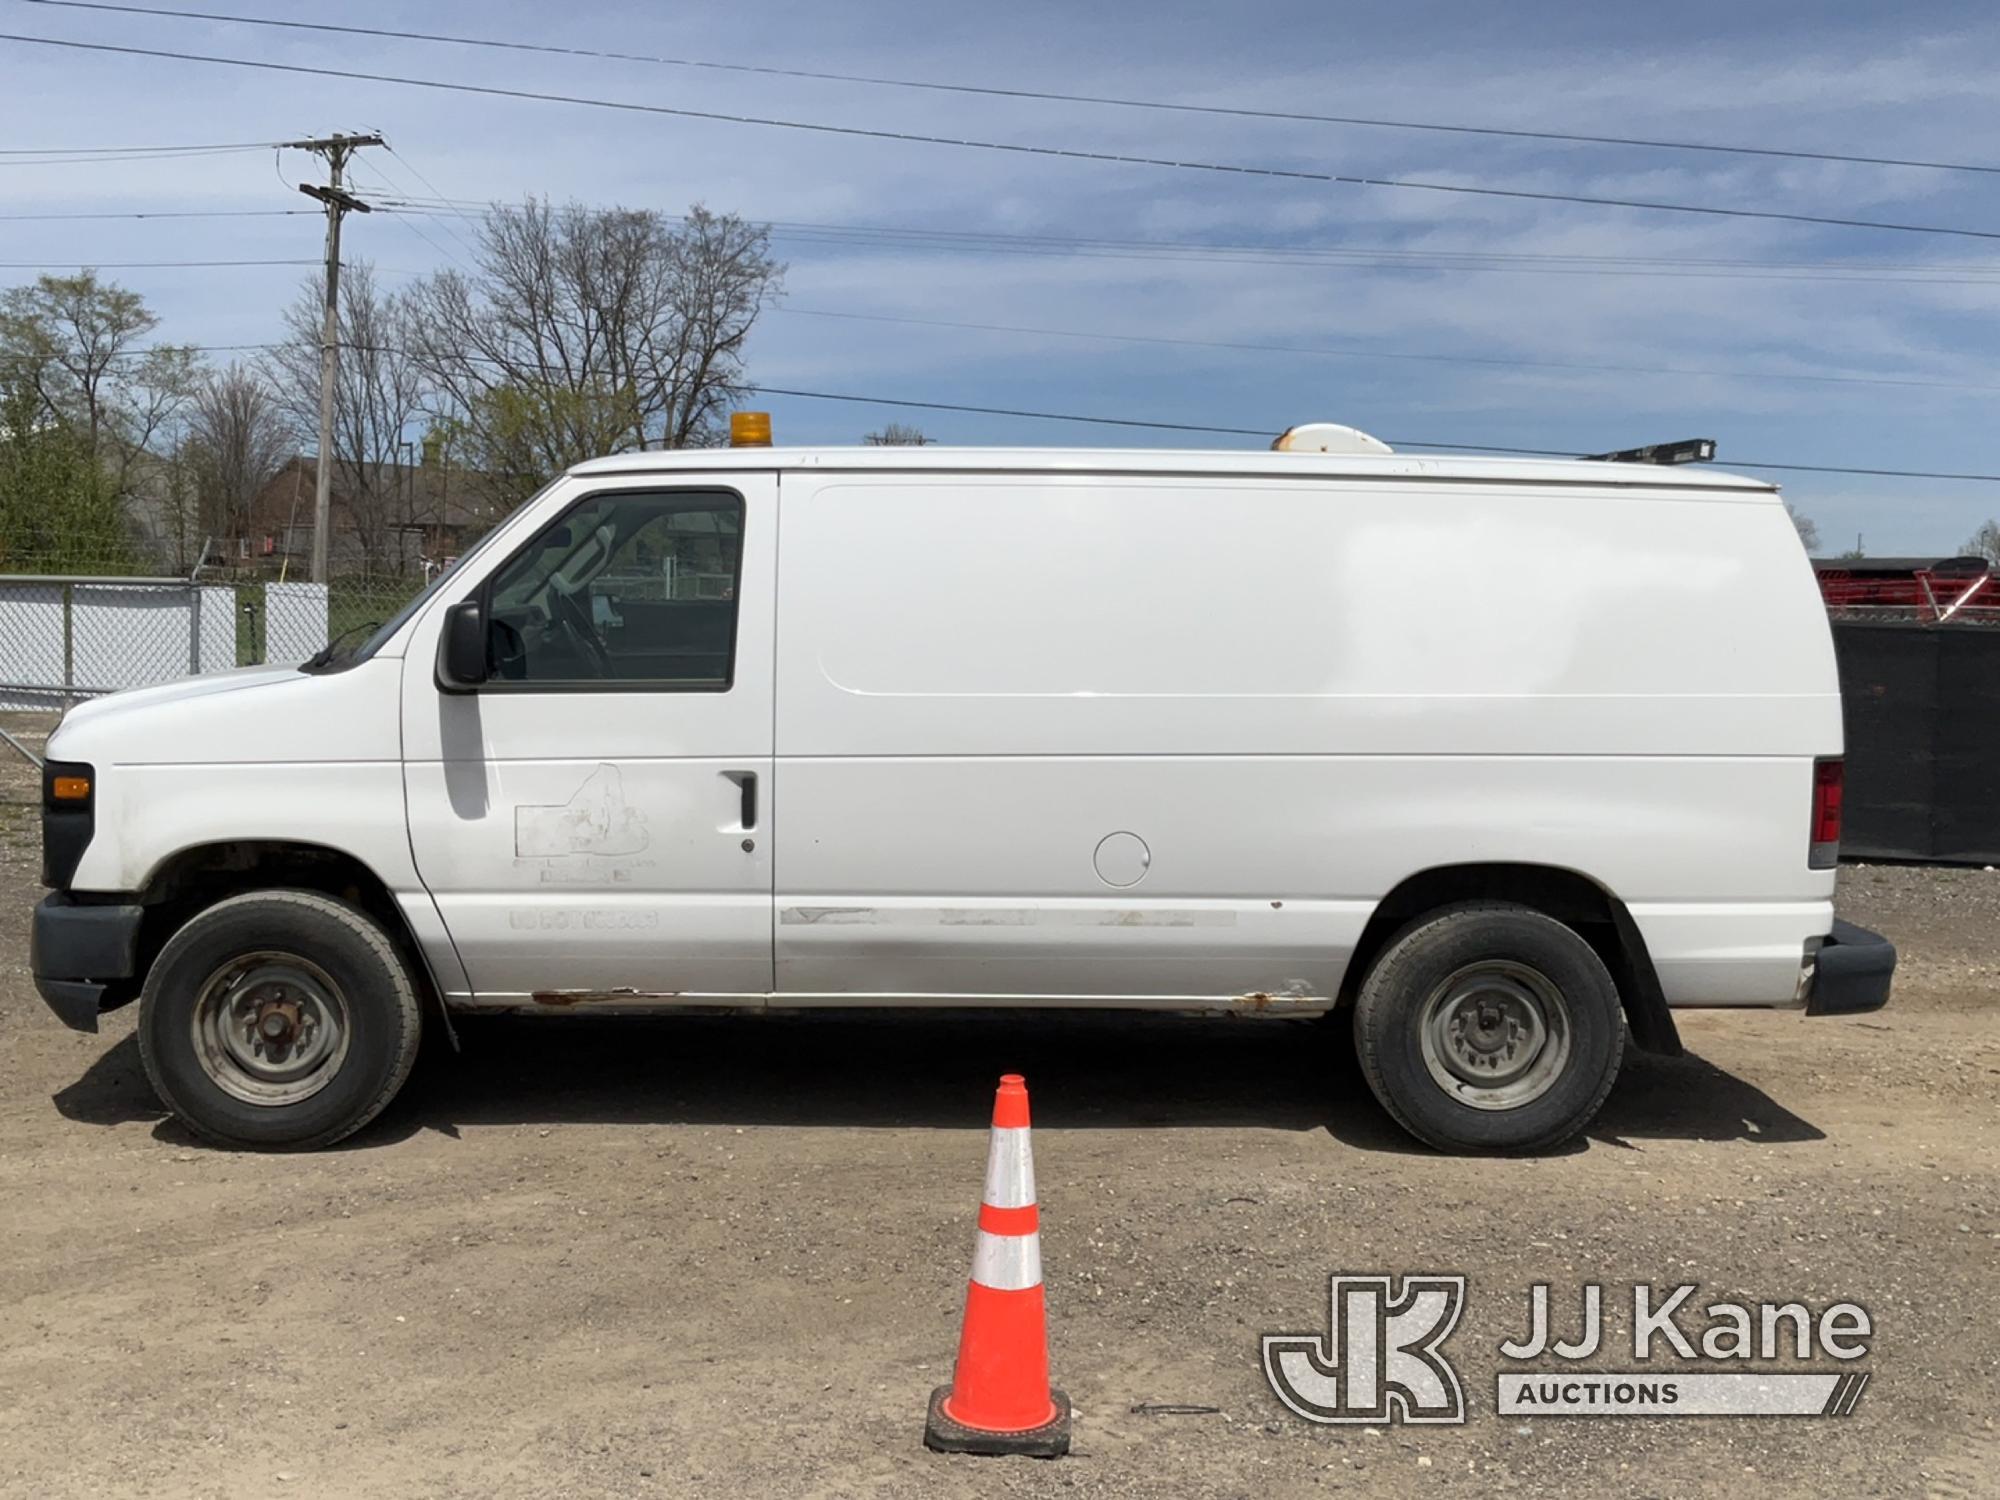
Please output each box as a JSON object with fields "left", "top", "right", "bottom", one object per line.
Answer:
{"left": 1271, "top": 422, "right": 1393, "bottom": 455}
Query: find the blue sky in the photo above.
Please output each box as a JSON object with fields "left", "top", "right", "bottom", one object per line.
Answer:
{"left": 5, "top": 0, "right": 2000, "bottom": 552}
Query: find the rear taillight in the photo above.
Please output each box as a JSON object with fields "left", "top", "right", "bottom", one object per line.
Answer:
{"left": 1809, "top": 757, "right": 1843, "bottom": 869}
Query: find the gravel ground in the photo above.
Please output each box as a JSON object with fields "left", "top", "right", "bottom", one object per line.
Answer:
{"left": 1, "top": 713, "right": 1996, "bottom": 1499}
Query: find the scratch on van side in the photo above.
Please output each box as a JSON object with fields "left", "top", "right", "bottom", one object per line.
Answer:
{"left": 779, "top": 905, "right": 1236, "bottom": 928}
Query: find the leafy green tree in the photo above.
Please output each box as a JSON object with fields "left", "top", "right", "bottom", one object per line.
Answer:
{"left": 0, "top": 366, "right": 132, "bottom": 571}
{"left": 0, "top": 271, "right": 198, "bottom": 502}
{"left": 461, "top": 379, "right": 642, "bottom": 496}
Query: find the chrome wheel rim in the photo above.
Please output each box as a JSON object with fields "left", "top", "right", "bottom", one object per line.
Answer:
{"left": 190, "top": 952, "right": 351, "bottom": 1107}
{"left": 1418, "top": 960, "right": 1572, "bottom": 1111}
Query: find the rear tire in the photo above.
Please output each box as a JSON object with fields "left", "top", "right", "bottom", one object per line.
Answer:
{"left": 1354, "top": 901, "right": 1624, "bottom": 1153}
{"left": 138, "top": 890, "right": 422, "bottom": 1150}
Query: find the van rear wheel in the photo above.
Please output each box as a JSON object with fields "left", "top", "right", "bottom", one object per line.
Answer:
{"left": 138, "top": 890, "right": 422, "bottom": 1150}
{"left": 1354, "top": 902, "right": 1624, "bottom": 1153}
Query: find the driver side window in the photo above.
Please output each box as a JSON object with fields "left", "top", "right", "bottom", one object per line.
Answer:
{"left": 484, "top": 488, "right": 744, "bottom": 690}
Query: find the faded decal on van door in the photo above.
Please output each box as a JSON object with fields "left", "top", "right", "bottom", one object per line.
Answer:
{"left": 514, "top": 763, "right": 650, "bottom": 858}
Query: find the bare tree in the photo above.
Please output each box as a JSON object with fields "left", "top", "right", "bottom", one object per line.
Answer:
{"left": 1785, "top": 502, "right": 1821, "bottom": 553}
{"left": 183, "top": 362, "right": 294, "bottom": 542}
{"left": 0, "top": 270, "right": 199, "bottom": 500}
{"left": 408, "top": 200, "right": 782, "bottom": 492}
{"left": 1961, "top": 519, "right": 2000, "bottom": 566}
{"left": 267, "top": 263, "right": 432, "bottom": 574}
{"left": 154, "top": 447, "right": 204, "bottom": 575}
{"left": 863, "top": 422, "right": 930, "bottom": 445}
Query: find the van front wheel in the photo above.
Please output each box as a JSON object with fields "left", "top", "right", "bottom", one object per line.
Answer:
{"left": 1354, "top": 902, "right": 1624, "bottom": 1153}
{"left": 138, "top": 890, "right": 422, "bottom": 1150}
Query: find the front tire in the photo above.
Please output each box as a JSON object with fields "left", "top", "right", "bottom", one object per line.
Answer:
{"left": 1354, "top": 902, "right": 1624, "bottom": 1153}
{"left": 138, "top": 890, "right": 422, "bottom": 1150}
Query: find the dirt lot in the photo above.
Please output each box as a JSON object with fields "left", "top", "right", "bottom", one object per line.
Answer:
{"left": 1, "top": 715, "right": 1996, "bottom": 1499}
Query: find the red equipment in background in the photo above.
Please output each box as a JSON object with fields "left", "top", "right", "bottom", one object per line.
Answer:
{"left": 1813, "top": 556, "right": 1999, "bottom": 624}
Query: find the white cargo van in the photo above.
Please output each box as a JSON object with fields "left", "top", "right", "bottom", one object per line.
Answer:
{"left": 30, "top": 424, "right": 1894, "bottom": 1152}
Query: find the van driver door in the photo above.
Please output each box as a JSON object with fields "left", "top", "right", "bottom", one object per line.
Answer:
{"left": 400, "top": 473, "right": 775, "bottom": 1005}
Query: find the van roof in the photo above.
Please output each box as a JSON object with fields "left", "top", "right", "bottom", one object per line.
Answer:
{"left": 566, "top": 445, "right": 1779, "bottom": 494}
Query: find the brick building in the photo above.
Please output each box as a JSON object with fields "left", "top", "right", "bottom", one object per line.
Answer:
{"left": 223, "top": 456, "right": 512, "bottom": 577}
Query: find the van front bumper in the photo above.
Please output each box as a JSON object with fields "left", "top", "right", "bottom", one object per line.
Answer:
{"left": 1805, "top": 920, "right": 1896, "bottom": 1017}
{"left": 30, "top": 895, "right": 144, "bottom": 1033}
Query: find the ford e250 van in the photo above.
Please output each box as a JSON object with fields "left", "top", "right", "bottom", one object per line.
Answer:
{"left": 30, "top": 423, "right": 1895, "bottom": 1152}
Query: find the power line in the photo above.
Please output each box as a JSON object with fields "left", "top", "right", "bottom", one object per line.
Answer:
{"left": 0, "top": 340, "right": 282, "bottom": 361}
{"left": 13, "top": 290, "right": 1990, "bottom": 399}
{"left": 0, "top": 137, "right": 279, "bottom": 154}
{"left": 749, "top": 387, "right": 2000, "bottom": 481}
{"left": 1710, "top": 459, "right": 2000, "bottom": 481}
{"left": 0, "top": 140, "right": 282, "bottom": 165}
{"left": 2, "top": 196, "right": 1983, "bottom": 395}
{"left": 8, "top": 30, "right": 2000, "bottom": 243}
{"left": 350, "top": 167, "right": 476, "bottom": 270}
{"left": 17, "top": 0, "right": 2000, "bottom": 179}
{"left": 13, "top": 219, "right": 1973, "bottom": 392}
{"left": 373, "top": 145, "right": 482, "bottom": 267}
{"left": 32, "top": 188, "right": 1993, "bottom": 286}
{"left": 749, "top": 224, "right": 2000, "bottom": 285}
{"left": 0, "top": 208, "right": 310, "bottom": 220}
{"left": 6, "top": 325, "right": 1993, "bottom": 481}
{"left": 364, "top": 183, "right": 478, "bottom": 273}
{"left": 380, "top": 201, "right": 2000, "bottom": 284}
{"left": 774, "top": 307, "right": 2000, "bottom": 395}
{"left": 0, "top": 257, "right": 317, "bottom": 267}
{"left": 370, "top": 196, "right": 2000, "bottom": 291}
{"left": 759, "top": 386, "right": 1266, "bottom": 437}
{"left": 335, "top": 191, "right": 2000, "bottom": 397}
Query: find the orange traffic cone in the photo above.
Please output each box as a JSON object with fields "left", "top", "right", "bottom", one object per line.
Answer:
{"left": 924, "top": 1073, "right": 1072, "bottom": 1458}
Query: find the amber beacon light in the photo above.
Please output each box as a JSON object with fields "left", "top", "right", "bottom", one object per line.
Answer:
{"left": 730, "top": 410, "right": 773, "bottom": 447}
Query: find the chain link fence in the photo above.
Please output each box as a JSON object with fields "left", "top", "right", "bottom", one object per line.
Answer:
{"left": 0, "top": 575, "right": 233, "bottom": 711}
{"left": 0, "top": 571, "right": 431, "bottom": 720}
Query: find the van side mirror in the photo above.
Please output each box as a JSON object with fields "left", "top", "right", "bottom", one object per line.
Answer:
{"left": 437, "top": 599, "right": 489, "bottom": 691}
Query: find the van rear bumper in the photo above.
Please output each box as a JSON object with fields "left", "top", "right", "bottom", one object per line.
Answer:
{"left": 1805, "top": 920, "right": 1895, "bottom": 1016}
{"left": 30, "top": 894, "right": 143, "bottom": 1033}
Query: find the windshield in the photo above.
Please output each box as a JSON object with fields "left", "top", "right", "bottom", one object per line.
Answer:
{"left": 301, "top": 477, "right": 560, "bottom": 674}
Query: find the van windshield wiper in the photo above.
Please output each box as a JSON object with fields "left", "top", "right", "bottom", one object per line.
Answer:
{"left": 302, "top": 619, "right": 381, "bottom": 673}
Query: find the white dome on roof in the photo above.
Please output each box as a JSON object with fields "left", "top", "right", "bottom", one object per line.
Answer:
{"left": 1270, "top": 422, "right": 1393, "bottom": 455}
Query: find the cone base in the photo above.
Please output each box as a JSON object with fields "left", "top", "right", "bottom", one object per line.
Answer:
{"left": 924, "top": 1385, "right": 1071, "bottom": 1458}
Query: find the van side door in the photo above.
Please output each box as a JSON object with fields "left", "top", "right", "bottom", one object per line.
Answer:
{"left": 771, "top": 471, "right": 1351, "bottom": 1006}
{"left": 400, "top": 474, "right": 775, "bottom": 1005}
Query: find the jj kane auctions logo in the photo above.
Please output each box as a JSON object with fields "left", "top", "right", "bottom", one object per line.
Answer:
{"left": 1263, "top": 1277, "right": 1872, "bottom": 1423}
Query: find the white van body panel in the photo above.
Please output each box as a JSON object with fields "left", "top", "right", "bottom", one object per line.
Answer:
{"left": 42, "top": 446, "right": 1837, "bottom": 1017}
{"left": 772, "top": 470, "right": 1835, "bottom": 1008}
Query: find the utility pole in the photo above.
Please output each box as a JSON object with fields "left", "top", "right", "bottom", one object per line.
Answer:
{"left": 287, "top": 132, "right": 384, "bottom": 583}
